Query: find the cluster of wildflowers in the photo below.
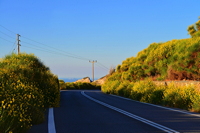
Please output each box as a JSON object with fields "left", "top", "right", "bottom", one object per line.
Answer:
{"left": 0, "top": 53, "right": 60, "bottom": 133}
{"left": 102, "top": 79, "right": 200, "bottom": 112}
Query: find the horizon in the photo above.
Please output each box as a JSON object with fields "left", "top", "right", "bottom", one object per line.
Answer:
{"left": 59, "top": 77, "right": 99, "bottom": 82}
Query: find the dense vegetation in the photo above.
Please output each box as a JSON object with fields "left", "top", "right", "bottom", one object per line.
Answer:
{"left": 102, "top": 18, "right": 200, "bottom": 112}
{"left": 102, "top": 80, "right": 200, "bottom": 112}
{"left": 59, "top": 80, "right": 101, "bottom": 90}
{"left": 113, "top": 37, "right": 200, "bottom": 81}
{"left": 0, "top": 53, "right": 60, "bottom": 133}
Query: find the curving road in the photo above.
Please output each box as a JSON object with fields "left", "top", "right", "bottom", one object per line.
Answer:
{"left": 29, "top": 90, "right": 200, "bottom": 133}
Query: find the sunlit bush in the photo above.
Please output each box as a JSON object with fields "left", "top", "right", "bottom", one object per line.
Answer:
{"left": 0, "top": 53, "right": 60, "bottom": 133}
{"left": 102, "top": 79, "right": 200, "bottom": 112}
{"left": 102, "top": 20, "right": 200, "bottom": 112}
{"left": 63, "top": 82, "right": 101, "bottom": 90}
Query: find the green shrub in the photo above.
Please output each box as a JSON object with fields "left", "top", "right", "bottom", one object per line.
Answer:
{"left": 64, "top": 82, "right": 101, "bottom": 90}
{"left": 115, "top": 81, "right": 129, "bottom": 96}
{"left": 0, "top": 53, "right": 60, "bottom": 133}
{"left": 163, "top": 83, "right": 197, "bottom": 110}
{"left": 190, "top": 89, "right": 200, "bottom": 112}
{"left": 102, "top": 78, "right": 200, "bottom": 112}
{"left": 59, "top": 80, "right": 66, "bottom": 90}
{"left": 130, "top": 80, "right": 156, "bottom": 103}
{"left": 102, "top": 80, "right": 120, "bottom": 94}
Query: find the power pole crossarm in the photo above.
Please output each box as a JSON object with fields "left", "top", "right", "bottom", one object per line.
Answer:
{"left": 16, "top": 34, "right": 21, "bottom": 55}
{"left": 89, "top": 60, "right": 97, "bottom": 82}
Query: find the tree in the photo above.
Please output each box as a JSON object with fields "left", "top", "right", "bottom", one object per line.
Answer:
{"left": 187, "top": 24, "right": 197, "bottom": 37}
{"left": 196, "top": 20, "right": 200, "bottom": 30}
{"left": 187, "top": 17, "right": 200, "bottom": 37}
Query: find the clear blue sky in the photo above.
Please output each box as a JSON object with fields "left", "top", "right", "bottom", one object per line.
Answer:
{"left": 0, "top": 0, "right": 199, "bottom": 79}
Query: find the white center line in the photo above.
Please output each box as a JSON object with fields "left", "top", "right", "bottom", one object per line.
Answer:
{"left": 81, "top": 91, "right": 179, "bottom": 133}
{"left": 48, "top": 108, "right": 56, "bottom": 133}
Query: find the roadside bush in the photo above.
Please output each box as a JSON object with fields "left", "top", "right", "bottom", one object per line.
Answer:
{"left": 102, "top": 80, "right": 120, "bottom": 94}
{"left": 102, "top": 79, "right": 200, "bottom": 112}
{"left": 115, "top": 81, "right": 129, "bottom": 96}
{"left": 0, "top": 53, "right": 60, "bottom": 133}
{"left": 0, "top": 73, "right": 43, "bottom": 132}
{"left": 59, "top": 80, "right": 66, "bottom": 90}
{"left": 130, "top": 80, "right": 156, "bottom": 103}
{"left": 190, "top": 89, "right": 200, "bottom": 112}
{"left": 163, "top": 83, "right": 196, "bottom": 110}
{"left": 64, "top": 82, "right": 101, "bottom": 90}
{"left": 148, "top": 87, "right": 164, "bottom": 105}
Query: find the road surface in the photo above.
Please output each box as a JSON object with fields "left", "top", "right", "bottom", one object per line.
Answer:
{"left": 29, "top": 90, "right": 200, "bottom": 133}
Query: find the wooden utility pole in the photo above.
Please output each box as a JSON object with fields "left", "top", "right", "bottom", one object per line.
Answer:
{"left": 89, "top": 60, "right": 97, "bottom": 82}
{"left": 16, "top": 34, "right": 21, "bottom": 54}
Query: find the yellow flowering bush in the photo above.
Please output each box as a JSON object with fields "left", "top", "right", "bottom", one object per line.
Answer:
{"left": 103, "top": 79, "right": 200, "bottom": 112}
{"left": 0, "top": 53, "right": 60, "bottom": 133}
{"left": 63, "top": 82, "right": 101, "bottom": 90}
{"left": 102, "top": 21, "right": 200, "bottom": 112}
{"left": 129, "top": 80, "right": 157, "bottom": 103}
{"left": 163, "top": 83, "right": 191, "bottom": 109}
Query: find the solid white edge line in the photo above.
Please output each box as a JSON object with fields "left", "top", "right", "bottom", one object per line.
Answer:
{"left": 48, "top": 108, "right": 56, "bottom": 133}
{"left": 81, "top": 91, "right": 179, "bottom": 133}
{"left": 110, "top": 94, "right": 200, "bottom": 117}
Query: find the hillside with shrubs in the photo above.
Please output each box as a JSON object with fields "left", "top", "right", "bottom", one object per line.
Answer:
{"left": 102, "top": 18, "right": 200, "bottom": 112}
{"left": 0, "top": 53, "right": 60, "bottom": 133}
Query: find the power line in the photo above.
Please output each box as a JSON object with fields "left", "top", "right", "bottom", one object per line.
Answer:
{"left": 21, "top": 42, "right": 90, "bottom": 60}
{"left": 0, "top": 25, "right": 92, "bottom": 61}
{"left": 0, "top": 31, "right": 16, "bottom": 39}
{"left": 0, "top": 25, "right": 111, "bottom": 71}
{"left": 21, "top": 40, "right": 56, "bottom": 52}
{"left": 21, "top": 45, "right": 91, "bottom": 60}
{"left": 22, "top": 45, "right": 62, "bottom": 54}
{"left": 97, "top": 62, "right": 109, "bottom": 70}
{"left": 0, "top": 36, "right": 15, "bottom": 44}
{"left": 9, "top": 42, "right": 17, "bottom": 54}
{"left": 96, "top": 63, "right": 109, "bottom": 71}
{"left": 21, "top": 35, "right": 91, "bottom": 61}
{"left": 0, "top": 25, "right": 16, "bottom": 34}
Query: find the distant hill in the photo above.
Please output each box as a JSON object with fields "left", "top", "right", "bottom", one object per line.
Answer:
{"left": 93, "top": 76, "right": 107, "bottom": 85}
{"left": 74, "top": 77, "right": 91, "bottom": 83}
{"left": 72, "top": 76, "right": 108, "bottom": 85}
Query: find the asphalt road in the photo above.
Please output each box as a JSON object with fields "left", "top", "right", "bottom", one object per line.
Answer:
{"left": 28, "top": 90, "right": 200, "bottom": 133}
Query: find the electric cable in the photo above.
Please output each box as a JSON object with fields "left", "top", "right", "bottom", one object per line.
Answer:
{"left": 9, "top": 41, "right": 17, "bottom": 53}
{"left": 0, "top": 25, "right": 92, "bottom": 61}
{"left": 0, "top": 25, "right": 109, "bottom": 70}
{"left": 0, "top": 36, "right": 15, "bottom": 44}
{"left": 21, "top": 35, "right": 91, "bottom": 61}
{"left": 0, "top": 31, "right": 16, "bottom": 39}
{"left": 0, "top": 25, "right": 16, "bottom": 34}
{"left": 97, "top": 62, "right": 109, "bottom": 70}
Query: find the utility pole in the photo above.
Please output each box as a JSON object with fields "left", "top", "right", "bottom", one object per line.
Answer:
{"left": 16, "top": 34, "right": 21, "bottom": 54}
{"left": 89, "top": 60, "right": 97, "bottom": 82}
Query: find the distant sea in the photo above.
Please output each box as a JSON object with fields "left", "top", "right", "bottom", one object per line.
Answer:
{"left": 59, "top": 78, "right": 98, "bottom": 82}
{"left": 59, "top": 78, "right": 80, "bottom": 82}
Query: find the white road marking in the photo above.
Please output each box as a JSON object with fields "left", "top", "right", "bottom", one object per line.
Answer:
{"left": 48, "top": 108, "right": 56, "bottom": 133}
{"left": 81, "top": 91, "right": 179, "bottom": 133}
{"left": 110, "top": 94, "right": 200, "bottom": 117}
